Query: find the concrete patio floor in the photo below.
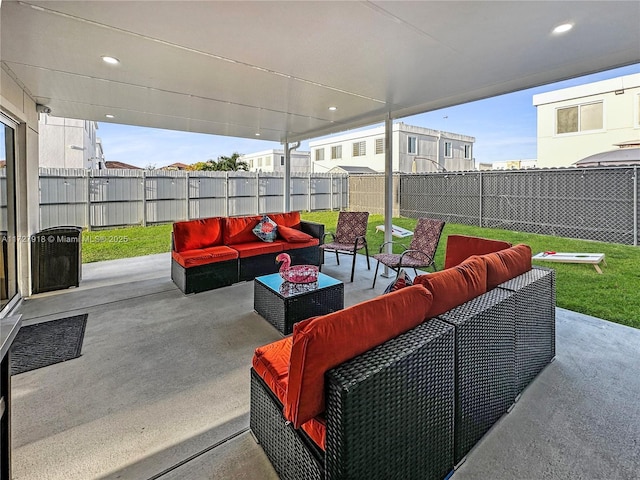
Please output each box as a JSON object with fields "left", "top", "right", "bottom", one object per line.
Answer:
{"left": 11, "top": 252, "right": 640, "bottom": 479}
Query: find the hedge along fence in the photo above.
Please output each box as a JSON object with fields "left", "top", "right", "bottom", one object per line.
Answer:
{"left": 36, "top": 169, "right": 349, "bottom": 230}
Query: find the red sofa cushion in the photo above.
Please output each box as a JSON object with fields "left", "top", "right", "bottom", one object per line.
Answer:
{"left": 281, "top": 238, "right": 320, "bottom": 250}
{"left": 223, "top": 216, "right": 261, "bottom": 245}
{"left": 484, "top": 244, "right": 532, "bottom": 289}
{"left": 253, "top": 337, "right": 291, "bottom": 404}
{"left": 270, "top": 211, "right": 301, "bottom": 229}
{"left": 284, "top": 285, "right": 434, "bottom": 428}
{"left": 415, "top": 255, "right": 487, "bottom": 318}
{"left": 444, "top": 234, "right": 511, "bottom": 269}
{"left": 301, "top": 416, "right": 326, "bottom": 450}
{"left": 173, "top": 217, "right": 224, "bottom": 252}
{"left": 171, "top": 246, "right": 238, "bottom": 268}
{"left": 232, "top": 241, "right": 284, "bottom": 259}
{"left": 278, "top": 225, "right": 314, "bottom": 243}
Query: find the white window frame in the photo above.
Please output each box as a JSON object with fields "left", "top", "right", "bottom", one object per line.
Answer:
{"left": 444, "top": 141, "right": 453, "bottom": 158}
{"left": 352, "top": 141, "right": 366, "bottom": 157}
{"left": 315, "top": 149, "right": 325, "bottom": 161}
{"left": 331, "top": 145, "right": 342, "bottom": 160}
{"left": 464, "top": 144, "right": 471, "bottom": 159}
{"left": 407, "top": 136, "right": 417, "bottom": 155}
{"left": 375, "top": 137, "right": 384, "bottom": 155}
{"left": 555, "top": 100, "right": 604, "bottom": 135}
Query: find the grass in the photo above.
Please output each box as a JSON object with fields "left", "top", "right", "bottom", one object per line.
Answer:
{"left": 81, "top": 212, "right": 640, "bottom": 329}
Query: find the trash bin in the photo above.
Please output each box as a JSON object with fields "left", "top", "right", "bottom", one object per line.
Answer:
{"left": 31, "top": 226, "right": 83, "bottom": 294}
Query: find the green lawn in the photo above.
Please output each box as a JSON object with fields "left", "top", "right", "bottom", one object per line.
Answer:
{"left": 82, "top": 213, "right": 640, "bottom": 329}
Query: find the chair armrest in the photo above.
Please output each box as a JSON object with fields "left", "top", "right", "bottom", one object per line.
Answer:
{"left": 378, "top": 241, "right": 407, "bottom": 254}
{"left": 322, "top": 232, "right": 336, "bottom": 244}
{"left": 398, "top": 249, "right": 434, "bottom": 265}
{"left": 171, "top": 232, "right": 175, "bottom": 252}
{"left": 300, "top": 220, "right": 325, "bottom": 243}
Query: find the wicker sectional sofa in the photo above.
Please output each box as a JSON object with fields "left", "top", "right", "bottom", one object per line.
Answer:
{"left": 250, "top": 235, "right": 556, "bottom": 479}
{"left": 171, "top": 212, "right": 324, "bottom": 294}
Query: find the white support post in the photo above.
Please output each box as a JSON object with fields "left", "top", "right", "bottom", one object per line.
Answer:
{"left": 284, "top": 142, "right": 291, "bottom": 213}
{"left": 383, "top": 115, "right": 393, "bottom": 277}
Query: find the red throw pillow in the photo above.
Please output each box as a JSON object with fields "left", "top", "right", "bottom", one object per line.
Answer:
{"left": 173, "top": 217, "right": 223, "bottom": 252}
{"left": 485, "top": 244, "right": 532, "bottom": 289}
{"left": 415, "top": 255, "right": 487, "bottom": 318}
{"left": 284, "top": 285, "right": 434, "bottom": 428}
{"left": 444, "top": 235, "right": 511, "bottom": 269}
{"left": 270, "top": 211, "right": 301, "bottom": 229}
{"left": 278, "top": 225, "right": 313, "bottom": 243}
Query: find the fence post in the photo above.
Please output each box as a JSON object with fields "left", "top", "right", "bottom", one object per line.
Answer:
{"left": 185, "top": 171, "right": 190, "bottom": 220}
{"left": 478, "top": 170, "right": 483, "bottom": 228}
{"left": 141, "top": 170, "right": 147, "bottom": 227}
{"left": 330, "top": 173, "right": 334, "bottom": 211}
{"left": 634, "top": 166, "right": 638, "bottom": 246}
{"left": 256, "top": 171, "right": 260, "bottom": 215}
{"left": 308, "top": 172, "right": 312, "bottom": 212}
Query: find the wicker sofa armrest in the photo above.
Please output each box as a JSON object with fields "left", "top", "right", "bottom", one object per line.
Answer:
{"left": 300, "top": 220, "right": 325, "bottom": 243}
{"left": 324, "top": 319, "right": 456, "bottom": 480}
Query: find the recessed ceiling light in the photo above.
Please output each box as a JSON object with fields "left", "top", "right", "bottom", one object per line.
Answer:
{"left": 105, "top": 114, "right": 115, "bottom": 119}
{"left": 255, "top": 133, "right": 261, "bottom": 136}
{"left": 328, "top": 106, "right": 337, "bottom": 111}
{"left": 552, "top": 23, "right": 573, "bottom": 34}
{"left": 101, "top": 56, "right": 120, "bottom": 65}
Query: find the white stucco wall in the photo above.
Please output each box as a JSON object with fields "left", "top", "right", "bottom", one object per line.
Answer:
{"left": 39, "top": 116, "right": 98, "bottom": 168}
{"left": 534, "top": 73, "right": 640, "bottom": 167}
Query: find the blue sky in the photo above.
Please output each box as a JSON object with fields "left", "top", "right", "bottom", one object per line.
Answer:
{"left": 98, "top": 63, "right": 639, "bottom": 168}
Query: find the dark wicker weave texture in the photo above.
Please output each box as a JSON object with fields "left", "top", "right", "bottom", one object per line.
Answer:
{"left": 171, "top": 258, "right": 238, "bottom": 294}
{"left": 438, "top": 288, "right": 516, "bottom": 465}
{"left": 325, "top": 319, "right": 455, "bottom": 480}
{"left": 254, "top": 278, "right": 344, "bottom": 335}
{"left": 250, "top": 370, "right": 323, "bottom": 480}
{"left": 498, "top": 266, "right": 556, "bottom": 395}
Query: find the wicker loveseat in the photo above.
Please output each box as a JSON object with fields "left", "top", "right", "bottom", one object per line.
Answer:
{"left": 171, "top": 212, "right": 324, "bottom": 294}
{"left": 250, "top": 236, "right": 555, "bottom": 479}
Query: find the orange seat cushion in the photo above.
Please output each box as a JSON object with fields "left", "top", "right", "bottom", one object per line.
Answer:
{"left": 484, "top": 244, "right": 532, "bottom": 289}
{"left": 231, "top": 241, "right": 284, "bottom": 259}
{"left": 301, "top": 416, "right": 326, "bottom": 450}
{"left": 284, "top": 285, "right": 434, "bottom": 428}
{"left": 281, "top": 238, "right": 320, "bottom": 250}
{"left": 269, "top": 211, "right": 301, "bottom": 229}
{"left": 253, "top": 337, "right": 292, "bottom": 405}
{"left": 223, "top": 216, "right": 261, "bottom": 245}
{"left": 415, "top": 255, "right": 488, "bottom": 318}
{"left": 278, "top": 225, "right": 314, "bottom": 243}
{"left": 173, "top": 217, "right": 224, "bottom": 252}
{"left": 444, "top": 235, "right": 511, "bottom": 269}
{"left": 171, "top": 246, "right": 238, "bottom": 268}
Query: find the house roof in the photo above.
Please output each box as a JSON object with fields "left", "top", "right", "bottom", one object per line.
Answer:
{"left": 104, "top": 161, "right": 142, "bottom": 170}
{"left": 2, "top": 2, "right": 639, "bottom": 144}
{"left": 329, "top": 166, "right": 378, "bottom": 174}
{"left": 163, "top": 162, "right": 190, "bottom": 170}
{"left": 574, "top": 147, "right": 640, "bottom": 167}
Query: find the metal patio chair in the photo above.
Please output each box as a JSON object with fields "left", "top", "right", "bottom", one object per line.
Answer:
{"left": 372, "top": 217, "right": 445, "bottom": 288}
{"left": 320, "top": 211, "right": 370, "bottom": 282}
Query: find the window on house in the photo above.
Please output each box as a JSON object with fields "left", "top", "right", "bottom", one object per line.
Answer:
{"left": 315, "top": 149, "right": 325, "bottom": 161}
{"left": 556, "top": 101, "right": 603, "bottom": 134}
{"left": 352, "top": 141, "right": 366, "bottom": 157}
{"left": 249, "top": 159, "right": 253, "bottom": 168}
{"left": 636, "top": 94, "right": 640, "bottom": 127}
{"left": 464, "top": 144, "right": 471, "bottom": 159}
{"left": 444, "top": 141, "right": 453, "bottom": 158}
{"left": 258, "top": 158, "right": 263, "bottom": 167}
{"left": 266, "top": 157, "right": 272, "bottom": 166}
{"left": 280, "top": 155, "right": 285, "bottom": 166}
{"left": 331, "top": 145, "right": 342, "bottom": 159}
{"left": 375, "top": 138, "right": 384, "bottom": 154}
{"left": 408, "top": 136, "right": 417, "bottom": 154}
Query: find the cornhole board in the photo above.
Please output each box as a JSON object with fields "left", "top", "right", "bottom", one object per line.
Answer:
{"left": 532, "top": 252, "right": 606, "bottom": 274}
{"left": 375, "top": 224, "right": 414, "bottom": 238}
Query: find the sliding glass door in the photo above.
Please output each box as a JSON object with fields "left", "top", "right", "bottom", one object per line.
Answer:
{"left": 0, "top": 113, "right": 18, "bottom": 312}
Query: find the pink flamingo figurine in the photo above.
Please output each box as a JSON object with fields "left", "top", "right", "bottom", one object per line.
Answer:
{"left": 275, "top": 253, "right": 319, "bottom": 284}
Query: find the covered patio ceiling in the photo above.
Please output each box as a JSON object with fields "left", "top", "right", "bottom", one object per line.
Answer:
{"left": 2, "top": 1, "right": 639, "bottom": 144}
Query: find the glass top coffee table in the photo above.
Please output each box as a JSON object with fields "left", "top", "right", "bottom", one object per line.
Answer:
{"left": 254, "top": 272, "right": 344, "bottom": 335}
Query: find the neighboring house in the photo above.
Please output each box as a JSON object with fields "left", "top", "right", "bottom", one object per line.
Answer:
{"left": 163, "top": 162, "right": 190, "bottom": 170}
{"left": 327, "top": 166, "right": 378, "bottom": 174}
{"left": 489, "top": 159, "right": 537, "bottom": 170}
{"left": 309, "top": 122, "right": 475, "bottom": 173}
{"left": 241, "top": 149, "right": 311, "bottom": 173}
{"left": 104, "top": 161, "right": 142, "bottom": 169}
{"left": 38, "top": 114, "right": 104, "bottom": 168}
{"left": 533, "top": 73, "right": 640, "bottom": 168}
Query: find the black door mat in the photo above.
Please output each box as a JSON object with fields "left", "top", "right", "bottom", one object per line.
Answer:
{"left": 10, "top": 314, "right": 88, "bottom": 375}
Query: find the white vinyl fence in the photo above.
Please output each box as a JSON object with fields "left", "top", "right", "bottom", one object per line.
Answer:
{"left": 38, "top": 169, "right": 349, "bottom": 230}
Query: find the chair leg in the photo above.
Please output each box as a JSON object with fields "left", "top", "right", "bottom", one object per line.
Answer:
{"left": 335, "top": 250, "right": 340, "bottom": 265}
{"left": 364, "top": 243, "right": 370, "bottom": 270}
{"left": 350, "top": 253, "right": 357, "bottom": 282}
{"left": 372, "top": 260, "right": 381, "bottom": 288}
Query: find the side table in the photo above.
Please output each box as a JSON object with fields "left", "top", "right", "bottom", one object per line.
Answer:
{"left": 254, "top": 273, "right": 344, "bottom": 335}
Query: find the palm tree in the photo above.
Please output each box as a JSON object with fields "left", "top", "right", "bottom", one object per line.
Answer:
{"left": 217, "top": 152, "right": 248, "bottom": 171}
